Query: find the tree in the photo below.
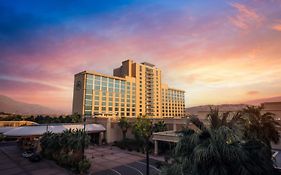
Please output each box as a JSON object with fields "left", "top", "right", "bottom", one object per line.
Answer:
{"left": 241, "top": 105, "right": 280, "bottom": 154}
{"left": 161, "top": 109, "right": 277, "bottom": 175}
{"left": 118, "top": 117, "right": 131, "bottom": 141}
{"left": 153, "top": 120, "right": 167, "bottom": 132}
{"left": 133, "top": 116, "right": 153, "bottom": 175}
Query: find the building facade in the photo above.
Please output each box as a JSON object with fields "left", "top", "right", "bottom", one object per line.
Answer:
{"left": 72, "top": 60, "right": 185, "bottom": 117}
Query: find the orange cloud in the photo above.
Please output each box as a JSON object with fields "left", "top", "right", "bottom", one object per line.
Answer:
{"left": 247, "top": 91, "right": 259, "bottom": 96}
{"left": 272, "top": 23, "right": 281, "bottom": 31}
{"left": 229, "top": 3, "right": 263, "bottom": 30}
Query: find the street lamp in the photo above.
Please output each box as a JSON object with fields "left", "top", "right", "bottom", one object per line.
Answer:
{"left": 82, "top": 116, "right": 86, "bottom": 159}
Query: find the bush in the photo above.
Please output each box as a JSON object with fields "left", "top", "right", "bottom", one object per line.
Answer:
{"left": 78, "top": 159, "right": 91, "bottom": 174}
{"left": 40, "top": 129, "right": 91, "bottom": 174}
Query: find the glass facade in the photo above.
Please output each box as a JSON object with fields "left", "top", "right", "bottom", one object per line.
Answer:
{"left": 83, "top": 73, "right": 136, "bottom": 117}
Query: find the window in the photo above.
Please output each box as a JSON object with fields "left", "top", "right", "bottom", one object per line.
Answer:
{"left": 86, "top": 89, "right": 92, "bottom": 95}
{"left": 85, "top": 94, "right": 92, "bottom": 100}
{"left": 84, "top": 106, "right": 92, "bottom": 110}
{"left": 85, "top": 100, "right": 92, "bottom": 105}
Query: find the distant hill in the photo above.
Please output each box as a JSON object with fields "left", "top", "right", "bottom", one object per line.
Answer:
{"left": 0, "top": 95, "right": 59, "bottom": 115}
{"left": 186, "top": 104, "right": 247, "bottom": 115}
{"left": 245, "top": 96, "right": 281, "bottom": 105}
{"left": 186, "top": 96, "right": 281, "bottom": 115}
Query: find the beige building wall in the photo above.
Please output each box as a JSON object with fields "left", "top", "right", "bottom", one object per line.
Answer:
{"left": 162, "top": 84, "right": 185, "bottom": 117}
{"left": 73, "top": 59, "right": 186, "bottom": 118}
{"left": 72, "top": 73, "right": 85, "bottom": 115}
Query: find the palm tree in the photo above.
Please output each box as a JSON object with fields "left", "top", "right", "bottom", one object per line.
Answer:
{"left": 161, "top": 109, "right": 277, "bottom": 175}
{"left": 153, "top": 120, "right": 167, "bottom": 132}
{"left": 241, "top": 105, "right": 280, "bottom": 155}
{"left": 118, "top": 117, "right": 131, "bottom": 141}
{"left": 133, "top": 116, "right": 153, "bottom": 175}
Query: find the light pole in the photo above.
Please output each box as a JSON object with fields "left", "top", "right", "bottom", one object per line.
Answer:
{"left": 82, "top": 116, "right": 86, "bottom": 159}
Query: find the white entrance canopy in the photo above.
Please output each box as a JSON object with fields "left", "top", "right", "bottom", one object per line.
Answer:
{"left": 3, "top": 123, "right": 106, "bottom": 137}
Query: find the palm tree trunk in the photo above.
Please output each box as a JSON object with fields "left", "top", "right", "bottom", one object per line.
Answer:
{"left": 146, "top": 140, "right": 149, "bottom": 175}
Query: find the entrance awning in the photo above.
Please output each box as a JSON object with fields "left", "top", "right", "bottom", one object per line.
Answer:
{"left": 3, "top": 123, "right": 106, "bottom": 137}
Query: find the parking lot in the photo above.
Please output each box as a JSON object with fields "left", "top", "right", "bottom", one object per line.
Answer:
{"left": 0, "top": 142, "right": 161, "bottom": 175}
{"left": 0, "top": 142, "right": 71, "bottom": 175}
{"left": 86, "top": 146, "right": 161, "bottom": 175}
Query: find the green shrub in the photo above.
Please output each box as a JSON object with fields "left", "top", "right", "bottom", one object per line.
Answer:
{"left": 40, "top": 129, "right": 91, "bottom": 173}
{"left": 78, "top": 159, "right": 91, "bottom": 174}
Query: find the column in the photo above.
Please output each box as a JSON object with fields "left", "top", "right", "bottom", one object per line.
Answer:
{"left": 154, "top": 140, "right": 158, "bottom": 155}
{"left": 99, "top": 132, "right": 104, "bottom": 145}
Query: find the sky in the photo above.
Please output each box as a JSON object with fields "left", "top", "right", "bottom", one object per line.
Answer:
{"left": 0, "top": 0, "right": 281, "bottom": 112}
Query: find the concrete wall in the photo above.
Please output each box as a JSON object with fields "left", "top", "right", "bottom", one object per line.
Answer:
{"left": 90, "top": 117, "right": 190, "bottom": 143}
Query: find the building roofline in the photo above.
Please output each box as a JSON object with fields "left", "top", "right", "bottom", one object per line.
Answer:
{"left": 75, "top": 70, "right": 126, "bottom": 80}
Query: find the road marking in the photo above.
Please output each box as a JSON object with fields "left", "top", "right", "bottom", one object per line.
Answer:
{"left": 136, "top": 161, "right": 161, "bottom": 172}
{"left": 124, "top": 164, "right": 143, "bottom": 175}
{"left": 111, "top": 168, "right": 122, "bottom": 175}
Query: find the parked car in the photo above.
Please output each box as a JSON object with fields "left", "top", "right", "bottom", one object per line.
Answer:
{"left": 28, "top": 153, "right": 41, "bottom": 162}
{"left": 22, "top": 151, "right": 34, "bottom": 158}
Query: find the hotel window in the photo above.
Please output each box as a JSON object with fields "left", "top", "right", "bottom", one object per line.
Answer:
{"left": 84, "top": 106, "right": 92, "bottom": 110}
{"left": 115, "top": 108, "right": 119, "bottom": 111}
{"left": 85, "top": 94, "right": 92, "bottom": 100}
{"left": 86, "top": 89, "right": 92, "bottom": 95}
{"left": 94, "top": 85, "right": 100, "bottom": 90}
{"left": 102, "top": 87, "right": 107, "bottom": 91}
{"left": 94, "top": 107, "right": 99, "bottom": 111}
{"left": 85, "top": 100, "right": 92, "bottom": 105}
{"left": 102, "top": 107, "right": 106, "bottom": 111}
{"left": 94, "top": 101, "right": 99, "bottom": 106}
{"left": 109, "top": 107, "right": 113, "bottom": 111}
{"left": 84, "top": 110, "right": 92, "bottom": 115}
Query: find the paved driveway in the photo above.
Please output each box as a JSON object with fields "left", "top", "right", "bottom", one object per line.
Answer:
{"left": 0, "top": 143, "right": 71, "bottom": 175}
{"left": 86, "top": 146, "right": 161, "bottom": 175}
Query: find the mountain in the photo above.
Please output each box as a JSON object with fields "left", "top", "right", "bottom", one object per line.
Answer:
{"left": 186, "top": 104, "right": 247, "bottom": 115}
{"left": 0, "top": 95, "right": 60, "bottom": 115}
{"left": 245, "top": 96, "right": 281, "bottom": 105}
{"left": 186, "top": 96, "right": 281, "bottom": 115}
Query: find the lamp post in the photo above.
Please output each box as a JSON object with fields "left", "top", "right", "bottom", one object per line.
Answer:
{"left": 82, "top": 116, "right": 86, "bottom": 159}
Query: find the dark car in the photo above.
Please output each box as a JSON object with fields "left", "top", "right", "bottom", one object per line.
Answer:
{"left": 22, "top": 151, "right": 34, "bottom": 158}
{"left": 28, "top": 153, "right": 41, "bottom": 162}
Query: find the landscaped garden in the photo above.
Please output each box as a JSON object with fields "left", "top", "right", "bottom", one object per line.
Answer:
{"left": 114, "top": 105, "right": 281, "bottom": 175}
{"left": 40, "top": 129, "right": 91, "bottom": 174}
{"left": 160, "top": 106, "right": 281, "bottom": 175}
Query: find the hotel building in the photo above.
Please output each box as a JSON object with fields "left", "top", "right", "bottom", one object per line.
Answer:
{"left": 72, "top": 60, "right": 185, "bottom": 117}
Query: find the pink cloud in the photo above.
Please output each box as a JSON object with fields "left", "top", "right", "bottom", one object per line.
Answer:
{"left": 229, "top": 3, "right": 263, "bottom": 30}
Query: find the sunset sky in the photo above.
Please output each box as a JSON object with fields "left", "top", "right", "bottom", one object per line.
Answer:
{"left": 0, "top": 0, "right": 281, "bottom": 112}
